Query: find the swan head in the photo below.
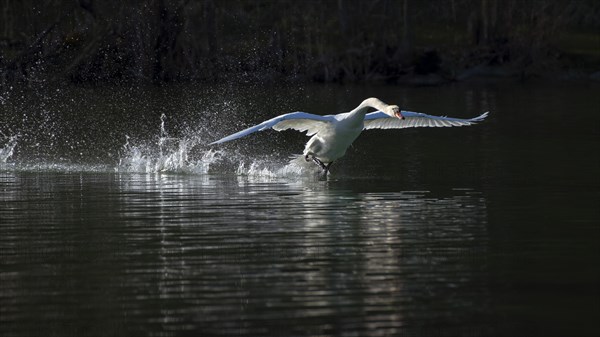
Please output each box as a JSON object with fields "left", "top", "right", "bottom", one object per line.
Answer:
{"left": 386, "top": 105, "right": 404, "bottom": 120}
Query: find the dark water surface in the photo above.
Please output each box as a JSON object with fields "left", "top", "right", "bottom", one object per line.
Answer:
{"left": 1, "top": 82, "right": 599, "bottom": 336}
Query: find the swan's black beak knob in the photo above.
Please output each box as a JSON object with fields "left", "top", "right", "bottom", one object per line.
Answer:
{"left": 395, "top": 111, "right": 405, "bottom": 120}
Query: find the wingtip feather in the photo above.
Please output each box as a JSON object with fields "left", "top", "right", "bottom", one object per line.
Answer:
{"left": 471, "top": 111, "right": 489, "bottom": 122}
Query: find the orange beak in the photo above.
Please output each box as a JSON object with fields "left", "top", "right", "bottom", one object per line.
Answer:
{"left": 394, "top": 111, "right": 405, "bottom": 120}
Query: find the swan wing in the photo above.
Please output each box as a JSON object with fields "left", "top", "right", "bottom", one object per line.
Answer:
{"left": 364, "top": 111, "right": 489, "bottom": 130}
{"left": 209, "top": 112, "right": 334, "bottom": 145}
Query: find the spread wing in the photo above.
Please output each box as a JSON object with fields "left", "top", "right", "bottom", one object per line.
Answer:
{"left": 209, "top": 112, "right": 335, "bottom": 145}
{"left": 364, "top": 111, "right": 489, "bottom": 130}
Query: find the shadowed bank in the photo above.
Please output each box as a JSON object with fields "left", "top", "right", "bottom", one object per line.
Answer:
{"left": 1, "top": 0, "right": 599, "bottom": 85}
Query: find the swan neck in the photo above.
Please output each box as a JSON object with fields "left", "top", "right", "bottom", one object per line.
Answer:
{"left": 352, "top": 97, "right": 389, "bottom": 116}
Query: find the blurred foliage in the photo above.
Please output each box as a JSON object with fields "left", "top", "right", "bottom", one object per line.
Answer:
{"left": 1, "top": 0, "right": 599, "bottom": 85}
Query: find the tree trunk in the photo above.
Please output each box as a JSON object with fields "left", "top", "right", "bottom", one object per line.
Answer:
{"left": 205, "top": 0, "right": 216, "bottom": 56}
{"left": 401, "top": 0, "right": 414, "bottom": 57}
{"left": 153, "top": 0, "right": 184, "bottom": 82}
{"left": 481, "top": 0, "right": 489, "bottom": 44}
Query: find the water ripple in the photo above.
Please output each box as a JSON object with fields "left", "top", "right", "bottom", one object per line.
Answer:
{"left": 1, "top": 172, "right": 490, "bottom": 336}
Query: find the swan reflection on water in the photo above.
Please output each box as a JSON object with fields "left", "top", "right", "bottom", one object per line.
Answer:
{"left": 106, "top": 172, "right": 490, "bottom": 335}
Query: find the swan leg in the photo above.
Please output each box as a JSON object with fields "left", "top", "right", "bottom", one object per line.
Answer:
{"left": 311, "top": 157, "right": 333, "bottom": 175}
{"left": 305, "top": 154, "right": 333, "bottom": 175}
{"left": 312, "top": 157, "right": 328, "bottom": 171}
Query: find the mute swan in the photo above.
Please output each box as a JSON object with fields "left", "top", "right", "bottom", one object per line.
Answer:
{"left": 210, "top": 97, "right": 488, "bottom": 173}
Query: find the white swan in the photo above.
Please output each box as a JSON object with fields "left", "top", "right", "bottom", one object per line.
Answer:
{"left": 210, "top": 97, "right": 488, "bottom": 173}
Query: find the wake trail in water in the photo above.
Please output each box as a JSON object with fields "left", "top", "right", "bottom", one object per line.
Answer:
{"left": 1, "top": 114, "right": 316, "bottom": 179}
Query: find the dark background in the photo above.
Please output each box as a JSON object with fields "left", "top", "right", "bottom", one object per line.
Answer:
{"left": 1, "top": 0, "right": 599, "bottom": 86}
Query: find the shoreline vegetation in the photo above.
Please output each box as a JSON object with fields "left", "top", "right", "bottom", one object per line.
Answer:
{"left": 1, "top": 0, "right": 599, "bottom": 87}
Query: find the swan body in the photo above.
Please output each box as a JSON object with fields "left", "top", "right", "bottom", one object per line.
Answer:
{"left": 210, "top": 97, "right": 488, "bottom": 172}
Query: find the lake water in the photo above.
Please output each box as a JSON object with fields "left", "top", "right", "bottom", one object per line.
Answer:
{"left": 1, "top": 81, "right": 599, "bottom": 336}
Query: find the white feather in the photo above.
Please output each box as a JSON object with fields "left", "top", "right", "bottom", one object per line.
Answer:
{"left": 364, "top": 111, "right": 489, "bottom": 130}
{"left": 209, "top": 112, "right": 334, "bottom": 145}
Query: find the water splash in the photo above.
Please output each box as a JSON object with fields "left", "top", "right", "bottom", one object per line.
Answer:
{"left": 236, "top": 155, "right": 315, "bottom": 178}
{"left": 0, "top": 133, "right": 18, "bottom": 163}
{"left": 114, "top": 114, "right": 317, "bottom": 178}
{"left": 117, "top": 136, "right": 313, "bottom": 178}
{"left": 116, "top": 114, "right": 198, "bottom": 173}
{"left": 117, "top": 133, "right": 213, "bottom": 174}
{"left": 2, "top": 110, "right": 320, "bottom": 179}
